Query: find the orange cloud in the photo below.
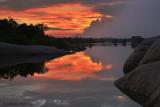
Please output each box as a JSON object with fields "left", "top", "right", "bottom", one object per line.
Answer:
{"left": 35, "top": 52, "right": 113, "bottom": 81}
{"left": 0, "top": 3, "right": 105, "bottom": 36}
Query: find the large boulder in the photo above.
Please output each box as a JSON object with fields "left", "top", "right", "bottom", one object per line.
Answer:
{"left": 139, "top": 38, "right": 160, "bottom": 65}
{"left": 115, "top": 37, "right": 160, "bottom": 107}
{"left": 123, "top": 38, "right": 157, "bottom": 74}
{"left": 115, "top": 61, "right": 160, "bottom": 107}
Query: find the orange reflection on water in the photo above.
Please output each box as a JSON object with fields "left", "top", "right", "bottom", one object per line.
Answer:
{"left": 105, "top": 64, "right": 113, "bottom": 70}
{"left": 35, "top": 52, "right": 113, "bottom": 81}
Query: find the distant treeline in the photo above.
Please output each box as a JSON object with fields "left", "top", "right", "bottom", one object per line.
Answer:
{"left": 61, "top": 36, "right": 144, "bottom": 48}
{"left": 0, "top": 18, "right": 71, "bottom": 49}
{"left": 0, "top": 18, "right": 144, "bottom": 49}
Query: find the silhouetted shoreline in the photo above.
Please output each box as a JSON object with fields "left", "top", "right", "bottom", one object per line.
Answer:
{"left": 0, "top": 54, "right": 71, "bottom": 80}
{"left": 0, "top": 18, "right": 144, "bottom": 54}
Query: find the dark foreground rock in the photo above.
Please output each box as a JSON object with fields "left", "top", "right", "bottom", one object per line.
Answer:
{"left": 115, "top": 37, "right": 160, "bottom": 107}
{"left": 139, "top": 39, "right": 160, "bottom": 65}
{"left": 123, "top": 37, "right": 159, "bottom": 74}
{"left": 115, "top": 61, "right": 160, "bottom": 107}
{"left": 0, "top": 42, "right": 68, "bottom": 55}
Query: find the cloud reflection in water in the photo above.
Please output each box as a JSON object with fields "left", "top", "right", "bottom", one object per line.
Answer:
{"left": 35, "top": 52, "right": 114, "bottom": 81}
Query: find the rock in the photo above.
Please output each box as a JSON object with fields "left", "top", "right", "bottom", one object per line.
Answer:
{"left": 115, "top": 61, "right": 160, "bottom": 107}
{"left": 139, "top": 38, "right": 160, "bottom": 65}
{"left": 123, "top": 50, "right": 146, "bottom": 75}
{"left": 0, "top": 55, "right": 66, "bottom": 68}
{"left": 0, "top": 42, "right": 68, "bottom": 55}
{"left": 123, "top": 38, "right": 157, "bottom": 74}
{"left": 153, "top": 98, "right": 160, "bottom": 107}
{"left": 115, "top": 37, "right": 160, "bottom": 107}
{"left": 147, "top": 86, "right": 160, "bottom": 107}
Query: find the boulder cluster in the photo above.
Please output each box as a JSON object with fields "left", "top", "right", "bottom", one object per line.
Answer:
{"left": 115, "top": 36, "right": 160, "bottom": 107}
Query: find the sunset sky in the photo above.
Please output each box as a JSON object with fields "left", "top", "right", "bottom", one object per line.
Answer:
{"left": 0, "top": 0, "right": 126, "bottom": 37}
{"left": 0, "top": 0, "right": 160, "bottom": 37}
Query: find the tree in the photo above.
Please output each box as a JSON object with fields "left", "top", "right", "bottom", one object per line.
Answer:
{"left": 0, "top": 17, "right": 18, "bottom": 34}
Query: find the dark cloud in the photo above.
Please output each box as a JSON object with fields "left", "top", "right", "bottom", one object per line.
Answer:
{"left": 83, "top": 0, "right": 160, "bottom": 38}
{"left": 94, "top": 3, "right": 126, "bottom": 15}
{"left": 48, "top": 27, "right": 74, "bottom": 31}
{"left": 0, "top": 0, "right": 74, "bottom": 10}
{"left": 80, "top": 0, "right": 124, "bottom": 5}
{"left": 0, "top": 0, "right": 126, "bottom": 12}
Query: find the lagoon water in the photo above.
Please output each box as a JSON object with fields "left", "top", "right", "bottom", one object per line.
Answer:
{"left": 0, "top": 45, "right": 140, "bottom": 107}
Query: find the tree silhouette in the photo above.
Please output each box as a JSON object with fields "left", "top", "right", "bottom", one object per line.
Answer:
{"left": 0, "top": 18, "right": 48, "bottom": 37}
{"left": 0, "top": 17, "right": 18, "bottom": 34}
{"left": 0, "top": 18, "right": 72, "bottom": 49}
{"left": 0, "top": 62, "right": 46, "bottom": 80}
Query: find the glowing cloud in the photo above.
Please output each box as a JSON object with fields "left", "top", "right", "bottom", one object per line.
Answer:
{"left": 0, "top": 3, "right": 104, "bottom": 36}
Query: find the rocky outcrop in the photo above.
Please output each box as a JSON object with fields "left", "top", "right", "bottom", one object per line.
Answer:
{"left": 116, "top": 61, "right": 160, "bottom": 106}
{"left": 0, "top": 42, "right": 68, "bottom": 56}
{"left": 115, "top": 37, "right": 160, "bottom": 107}
{"left": 123, "top": 37, "right": 159, "bottom": 74}
{"left": 139, "top": 39, "right": 160, "bottom": 65}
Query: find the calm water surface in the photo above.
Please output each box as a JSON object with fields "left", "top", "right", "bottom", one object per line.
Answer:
{"left": 0, "top": 46, "right": 140, "bottom": 107}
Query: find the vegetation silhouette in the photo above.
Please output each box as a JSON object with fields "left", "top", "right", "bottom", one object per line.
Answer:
{"left": 0, "top": 18, "right": 71, "bottom": 49}
{"left": 0, "top": 62, "right": 46, "bottom": 80}
{"left": 0, "top": 18, "right": 144, "bottom": 50}
{"left": 0, "top": 51, "right": 74, "bottom": 80}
